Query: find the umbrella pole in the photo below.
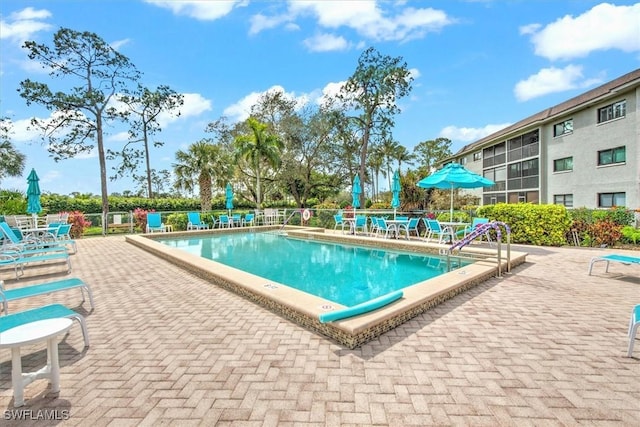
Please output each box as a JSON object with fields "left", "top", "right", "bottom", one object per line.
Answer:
{"left": 450, "top": 187, "right": 454, "bottom": 222}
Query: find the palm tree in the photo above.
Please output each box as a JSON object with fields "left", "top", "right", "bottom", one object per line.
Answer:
{"left": 173, "top": 139, "right": 229, "bottom": 211}
{"left": 379, "top": 139, "right": 401, "bottom": 192}
{"left": 234, "top": 117, "right": 283, "bottom": 208}
{"left": 393, "top": 145, "right": 415, "bottom": 170}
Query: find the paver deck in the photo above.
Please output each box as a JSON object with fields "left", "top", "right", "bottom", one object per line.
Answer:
{"left": 0, "top": 236, "right": 638, "bottom": 426}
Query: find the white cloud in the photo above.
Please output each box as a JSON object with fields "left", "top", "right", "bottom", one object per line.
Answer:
{"left": 514, "top": 65, "right": 602, "bottom": 101}
{"left": 145, "top": 0, "right": 247, "bottom": 21}
{"left": 0, "top": 7, "right": 52, "bottom": 43}
{"left": 223, "top": 86, "right": 311, "bottom": 122}
{"left": 524, "top": 3, "right": 640, "bottom": 60}
{"left": 439, "top": 123, "right": 512, "bottom": 143}
{"left": 110, "top": 38, "right": 131, "bottom": 51}
{"left": 303, "top": 33, "right": 350, "bottom": 52}
{"left": 252, "top": 1, "right": 454, "bottom": 48}
{"left": 157, "top": 93, "right": 212, "bottom": 127}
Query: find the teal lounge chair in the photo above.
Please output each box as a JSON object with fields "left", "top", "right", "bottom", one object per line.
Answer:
{"left": 146, "top": 212, "right": 166, "bottom": 233}
{"left": 0, "top": 303, "right": 90, "bottom": 348}
{"left": 588, "top": 254, "right": 640, "bottom": 276}
{"left": 0, "top": 278, "right": 94, "bottom": 313}
{"left": 0, "top": 221, "right": 62, "bottom": 252}
{"left": 0, "top": 251, "right": 71, "bottom": 280}
{"left": 49, "top": 223, "right": 77, "bottom": 254}
{"left": 187, "top": 212, "right": 209, "bottom": 230}
{"left": 629, "top": 304, "right": 640, "bottom": 357}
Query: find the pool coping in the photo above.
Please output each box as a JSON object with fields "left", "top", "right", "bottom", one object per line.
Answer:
{"left": 126, "top": 226, "right": 527, "bottom": 348}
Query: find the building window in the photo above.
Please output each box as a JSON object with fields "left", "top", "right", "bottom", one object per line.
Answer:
{"left": 598, "top": 146, "right": 625, "bottom": 166}
{"left": 507, "top": 158, "right": 539, "bottom": 190}
{"left": 473, "top": 152, "right": 481, "bottom": 161}
{"left": 553, "top": 157, "right": 573, "bottom": 172}
{"left": 460, "top": 156, "right": 467, "bottom": 165}
{"left": 483, "top": 142, "right": 506, "bottom": 168}
{"left": 554, "top": 194, "right": 573, "bottom": 207}
{"left": 598, "top": 100, "right": 626, "bottom": 123}
{"left": 554, "top": 119, "right": 573, "bottom": 136}
{"left": 598, "top": 192, "right": 625, "bottom": 208}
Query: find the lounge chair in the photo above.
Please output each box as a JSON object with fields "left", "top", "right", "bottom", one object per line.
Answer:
{"left": 629, "top": 304, "right": 640, "bottom": 357}
{"left": 0, "top": 278, "right": 94, "bottom": 313}
{"left": 146, "top": 212, "right": 166, "bottom": 233}
{"left": 0, "top": 221, "right": 58, "bottom": 251}
{"left": 0, "top": 250, "right": 71, "bottom": 280}
{"left": 0, "top": 303, "right": 90, "bottom": 348}
{"left": 187, "top": 212, "right": 209, "bottom": 230}
{"left": 588, "top": 254, "right": 640, "bottom": 276}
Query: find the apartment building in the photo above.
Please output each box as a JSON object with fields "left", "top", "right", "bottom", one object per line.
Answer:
{"left": 448, "top": 68, "right": 639, "bottom": 210}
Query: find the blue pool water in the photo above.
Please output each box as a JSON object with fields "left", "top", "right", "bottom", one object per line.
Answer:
{"left": 157, "top": 233, "right": 468, "bottom": 307}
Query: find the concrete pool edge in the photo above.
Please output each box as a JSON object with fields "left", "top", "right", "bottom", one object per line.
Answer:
{"left": 126, "top": 227, "right": 527, "bottom": 349}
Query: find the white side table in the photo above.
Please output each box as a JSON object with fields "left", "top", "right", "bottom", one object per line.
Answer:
{"left": 0, "top": 318, "right": 73, "bottom": 407}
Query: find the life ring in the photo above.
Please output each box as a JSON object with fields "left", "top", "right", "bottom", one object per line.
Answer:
{"left": 302, "top": 209, "right": 311, "bottom": 221}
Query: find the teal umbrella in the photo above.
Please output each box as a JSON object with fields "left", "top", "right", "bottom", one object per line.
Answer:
{"left": 225, "top": 183, "right": 234, "bottom": 215}
{"left": 26, "top": 168, "right": 42, "bottom": 226}
{"left": 391, "top": 170, "right": 401, "bottom": 219}
{"left": 417, "top": 163, "right": 494, "bottom": 221}
{"left": 351, "top": 174, "right": 361, "bottom": 211}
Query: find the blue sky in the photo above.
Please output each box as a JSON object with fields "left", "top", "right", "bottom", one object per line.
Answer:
{"left": 1, "top": 0, "right": 639, "bottom": 196}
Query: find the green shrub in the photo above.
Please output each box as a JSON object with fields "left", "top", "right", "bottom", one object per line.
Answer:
{"left": 477, "top": 203, "right": 572, "bottom": 246}
{"left": 621, "top": 226, "right": 640, "bottom": 244}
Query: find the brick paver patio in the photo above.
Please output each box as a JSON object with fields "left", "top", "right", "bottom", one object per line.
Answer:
{"left": 1, "top": 236, "right": 639, "bottom": 426}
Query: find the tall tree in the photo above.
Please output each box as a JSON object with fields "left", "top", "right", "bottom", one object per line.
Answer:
{"left": 413, "top": 137, "right": 452, "bottom": 176}
{"left": 367, "top": 144, "right": 384, "bottom": 202}
{"left": 0, "top": 118, "right": 26, "bottom": 184}
{"left": 336, "top": 47, "right": 413, "bottom": 207}
{"left": 234, "top": 117, "right": 283, "bottom": 209}
{"left": 18, "top": 28, "right": 140, "bottom": 233}
{"left": 173, "top": 139, "right": 230, "bottom": 211}
{"left": 109, "top": 85, "right": 183, "bottom": 198}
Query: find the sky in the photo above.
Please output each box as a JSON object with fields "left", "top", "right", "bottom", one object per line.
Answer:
{"left": 1, "top": 0, "right": 639, "bottom": 196}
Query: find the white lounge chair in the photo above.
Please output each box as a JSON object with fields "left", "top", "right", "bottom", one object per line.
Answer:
{"left": 0, "top": 251, "right": 71, "bottom": 280}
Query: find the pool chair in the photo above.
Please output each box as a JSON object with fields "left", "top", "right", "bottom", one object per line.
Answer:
{"left": 0, "top": 250, "right": 71, "bottom": 280}
{"left": 50, "top": 224, "right": 77, "bottom": 254}
{"left": 588, "top": 254, "right": 640, "bottom": 276}
{"left": 423, "top": 219, "right": 453, "bottom": 244}
{"left": 232, "top": 214, "right": 242, "bottom": 227}
{"left": 353, "top": 216, "right": 367, "bottom": 235}
{"left": 402, "top": 217, "right": 421, "bottom": 239}
{"left": 218, "top": 215, "right": 232, "bottom": 228}
{"left": 146, "top": 212, "right": 166, "bottom": 233}
{"left": 0, "top": 277, "right": 94, "bottom": 314}
{"left": 628, "top": 304, "right": 640, "bottom": 357}
{"left": 0, "top": 303, "right": 90, "bottom": 348}
{"left": 456, "top": 218, "right": 490, "bottom": 242}
{"left": 374, "top": 218, "right": 398, "bottom": 239}
{"left": 242, "top": 213, "right": 255, "bottom": 227}
{"left": 187, "top": 212, "right": 209, "bottom": 231}
{"left": 1, "top": 222, "right": 66, "bottom": 255}
{"left": 333, "top": 214, "right": 345, "bottom": 232}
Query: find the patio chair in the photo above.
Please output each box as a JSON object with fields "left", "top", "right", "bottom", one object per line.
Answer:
{"left": 146, "top": 212, "right": 166, "bottom": 233}
{"left": 0, "top": 277, "right": 94, "bottom": 313}
{"left": 456, "top": 218, "right": 490, "bottom": 241}
{"left": 187, "top": 212, "right": 209, "bottom": 230}
{"left": 242, "top": 213, "right": 255, "bottom": 227}
{"left": 423, "top": 219, "right": 453, "bottom": 244}
{"left": 0, "top": 303, "right": 90, "bottom": 348}
{"left": 50, "top": 223, "right": 77, "bottom": 254}
{"left": 218, "top": 215, "right": 232, "bottom": 228}
{"left": 333, "top": 214, "right": 345, "bottom": 232}
{"left": 402, "top": 218, "right": 421, "bottom": 239}
{"left": 353, "top": 216, "right": 367, "bottom": 235}
{"left": 0, "top": 222, "right": 65, "bottom": 254}
{"left": 629, "top": 304, "right": 640, "bottom": 357}
{"left": 232, "top": 214, "right": 242, "bottom": 227}
{"left": 374, "top": 218, "right": 398, "bottom": 239}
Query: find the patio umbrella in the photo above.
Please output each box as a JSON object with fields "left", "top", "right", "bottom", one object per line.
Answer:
{"left": 26, "top": 168, "right": 42, "bottom": 227}
{"left": 417, "top": 163, "right": 494, "bottom": 221}
{"left": 351, "top": 174, "right": 361, "bottom": 216}
{"left": 225, "top": 183, "right": 234, "bottom": 215}
{"left": 391, "top": 170, "right": 401, "bottom": 219}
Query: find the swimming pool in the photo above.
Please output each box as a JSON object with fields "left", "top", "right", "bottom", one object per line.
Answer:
{"left": 128, "top": 226, "right": 527, "bottom": 348}
{"left": 156, "top": 232, "right": 470, "bottom": 306}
